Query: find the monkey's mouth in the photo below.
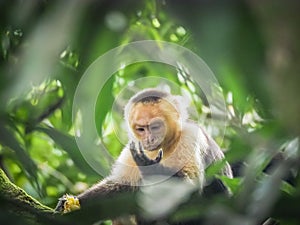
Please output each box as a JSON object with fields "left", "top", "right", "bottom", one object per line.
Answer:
{"left": 142, "top": 139, "right": 163, "bottom": 151}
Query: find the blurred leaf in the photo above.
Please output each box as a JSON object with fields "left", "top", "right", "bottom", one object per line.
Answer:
{"left": 36, "top": 125, "right": 97, "bottom": 176}
{"left": 219, "top": 64, "right": 248, "bottom": 113}
{"left": 52, "top": 66, "right": 80, "bottom": 132}
{"left": 59, "top": 48, "right": 79, "bottom": 70}
{"left": 205, "top": 160, "right": 228, "bottom": 178}
{"left": 272, "top": 192, "right": 300, "bottom": 223}
{"left": 95, "top": 76, "right": 115, "bottom": 137}
{"left": 9, "top": 80, "right": 65, "bottom": 132}
{"left": 0, "top": 120, "right": 40, "bottom": 193}
{"left": 282, "top": 138, "right": 299, "bottom": 159}
{"left": 280, "top": 180, "right": 296, "bottom": 195}
{"left": 216, "top": 175, "right": 242, "bottom": 195}
{"left": 138, "top": 178, "right": 196, "bottom": 219}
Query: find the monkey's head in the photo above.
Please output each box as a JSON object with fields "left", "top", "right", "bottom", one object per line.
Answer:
{"left": 124, "top": 89, "right": 188, "bottom": 151}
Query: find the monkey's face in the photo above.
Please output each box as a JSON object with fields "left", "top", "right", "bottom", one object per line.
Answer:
{"left": 129, "top": 100, "right": 180, "bottom": 151}
{"left": 134, "top": 117, "right": 167, "bottom": 151}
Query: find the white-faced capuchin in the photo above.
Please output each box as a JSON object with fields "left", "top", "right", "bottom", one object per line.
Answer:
{"left": 55, "top": 88, "right": 233, "bottom": 225}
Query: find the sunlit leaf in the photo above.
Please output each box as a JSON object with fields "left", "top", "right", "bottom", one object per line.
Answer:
{"left": 216, "top": 175, "right": 242, "bottom": 195}
{"left": 36, "top": 125, "right": 97, "bottom": 176}
{"left": 95, "top": 76, "right": 115, "bottom": 137}
{"left": 0, "top": 121, "right": 40, "bottom": 193}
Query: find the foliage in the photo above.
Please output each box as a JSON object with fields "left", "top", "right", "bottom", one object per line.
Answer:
{"left": 0, "top": 0, "right": 299, "bottom": 224}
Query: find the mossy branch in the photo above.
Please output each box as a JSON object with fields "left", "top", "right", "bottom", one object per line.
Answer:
{"left": 0, "top": 169, "right": 62, "bottom": 225}
{"left": 0, "top": 168, "right": 139, "bottom": 225}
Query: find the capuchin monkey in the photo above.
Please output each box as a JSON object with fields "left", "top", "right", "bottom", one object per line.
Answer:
{"left": 55, "top": 88, "right": 233, "bottom": 225}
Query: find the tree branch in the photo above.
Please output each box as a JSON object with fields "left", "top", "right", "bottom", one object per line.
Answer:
{"left": 0, "top": 168, "right": 139, "bottom": 225}
{"left": 0, "top": 169, "right": 62, "bottom": 225}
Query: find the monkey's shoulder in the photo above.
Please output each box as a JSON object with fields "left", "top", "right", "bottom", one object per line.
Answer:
{"left": 181, "top": 122, "right": 210, "bottom": 147}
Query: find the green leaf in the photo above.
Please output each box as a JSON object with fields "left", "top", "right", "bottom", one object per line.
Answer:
{"left": 0, "top": 121, "right": 40, "bottom": 193}
{"left": 95, "top": 76, "right": 115, "bottom": 137}
{"left": 205, "top": 159, "right": 228, "bottom": 178}
{"left": 36, "top": 125, "right": 97, "bottom": 176}
{"left": 216, "top": 175, "right": 242, "bottom": 195}
{"left": 280, "top": 180, "right": 296, "bottom": 195}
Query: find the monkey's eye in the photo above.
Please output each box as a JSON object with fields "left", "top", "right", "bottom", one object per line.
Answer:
{"left": 136, "top": 127, "right": 145, "bottom": 133}
{"left": 150, "top": 125, "right": 160, "bottom": 131}
{"left": 150, "top": 122, "right": 162, "bottom": 132}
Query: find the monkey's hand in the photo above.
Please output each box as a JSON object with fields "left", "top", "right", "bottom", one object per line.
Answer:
{"left": 130, "top": 142, "right": 180, "bottom": 178}
{"left": 54, "top": 194, "right": 80, "bottom": 214}
{"left": 130, "top": 142, "right": 163, "bottom": 166}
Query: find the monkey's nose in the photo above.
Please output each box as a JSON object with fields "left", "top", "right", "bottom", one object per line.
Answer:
{"left": 146, "top": 137, "right": 154, "bottom": 145}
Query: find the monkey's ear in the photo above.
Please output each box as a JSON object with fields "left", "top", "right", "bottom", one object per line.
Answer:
{"left": 169, "top": 95, "right": 189, "bottom": 121}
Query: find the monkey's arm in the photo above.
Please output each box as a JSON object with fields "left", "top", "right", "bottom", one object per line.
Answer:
{"left": 55, "top": 179, "right": 134, "bottom": 213}
{"left": 77, "top": 179, "right": 134, "bottom": 205}
{"left": 201, "top": 127, "right": 233, "bottom": 179}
